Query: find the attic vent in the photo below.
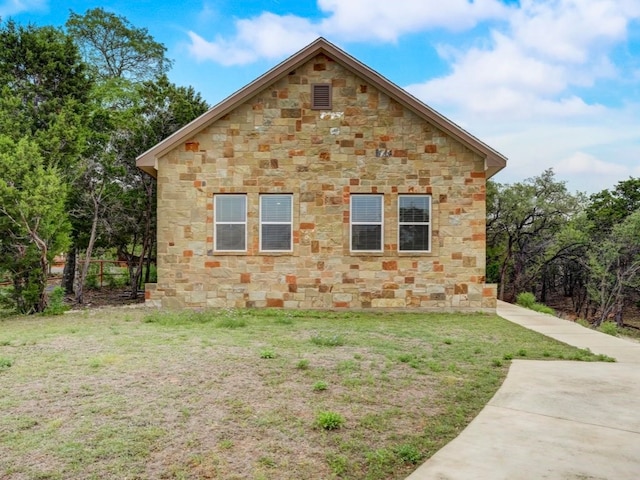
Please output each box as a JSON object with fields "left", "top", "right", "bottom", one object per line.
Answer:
{"left": 311, "top": 83, "right": 332, "bottom": 110}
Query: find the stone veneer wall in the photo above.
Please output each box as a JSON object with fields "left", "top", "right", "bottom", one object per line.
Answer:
{"left": 145, "top": 53, "right": 497, "bottom": 311}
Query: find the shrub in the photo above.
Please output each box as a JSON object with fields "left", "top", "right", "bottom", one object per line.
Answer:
{"left": 43, "top": 287, "right": 69, "bottom": 315}
{"left": 516, "top": 292, "right": 536, "bottom": 308}
{"left": 599, "top": 321, "right": 618, "bottom": 337}
{"left": 315, "top": 411, "right": 344, "bottom": 430}
{"left": 516, "top": 292, "right": 555, "bottom": 315}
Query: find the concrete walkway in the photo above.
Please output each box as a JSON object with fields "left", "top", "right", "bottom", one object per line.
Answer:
{"left": 407, "top": 300, "right": 640, "bottom": 480}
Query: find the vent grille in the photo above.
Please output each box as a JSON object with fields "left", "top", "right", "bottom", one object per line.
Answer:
{"left": 311, "top": 84, "right": 332, "bottom": 110}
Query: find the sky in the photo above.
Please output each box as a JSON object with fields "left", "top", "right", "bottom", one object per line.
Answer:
{"left": 2, "top": 0, "right": 640, "bottom": 194}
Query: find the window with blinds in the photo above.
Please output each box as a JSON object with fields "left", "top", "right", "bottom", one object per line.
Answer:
{"left": 350, "top": 195, "right": 383, "bottom": 252}
{"left": 398, "top": 195, "right": 431, "bottom": 252}
{"left": 260, "top": 194, "right": 293, "bottom": 251}
{"left": 214, "top": 195, "right": 247, "bottom": 251}
{"left": 311, "top": 83, "right": 332, "bottom": 109}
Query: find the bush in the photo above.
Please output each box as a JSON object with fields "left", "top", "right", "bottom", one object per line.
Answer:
{"left": 516, "top": 292, "right": 555, "bottom": 315}
{"left": 599, "top": 321, "right": 618, "bottom": 337}
{"left": 43, "top": 287, "right": 69, "bottom": 315}
{"left": 515, "top": 292, "right": 536, "bottom": 308}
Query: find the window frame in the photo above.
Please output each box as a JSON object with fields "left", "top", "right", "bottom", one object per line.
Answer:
{"left": 259, "top": 194, "right": 294, "bottom": 253}
{"left": 350, "top": 194, "right": 384, "bottom": 253}
{"left": 398, "top": 194, "right": 431, "bottom": 253}
{"left": 213, "top": 194, "right": 247, "bottom": 253}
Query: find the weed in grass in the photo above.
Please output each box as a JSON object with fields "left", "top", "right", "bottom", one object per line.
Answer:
{"left": 517, "top": 349, "right": 527, "bottom": 357}
{"left": 0, "top": 356, "right": 13, "bottom": 370}
{"left": 258, "top": 456, "right": 277, "bottom": 468}
{"left": 443, "top": 338, "right": 453, "bottom": 345}
{"left": 88, "top": 358, "right": 103, "bottom": 369}
{"left": 312, "top": 380, "right": 328, "bottom": 392}
{"left": 503, "top": 353, "right": 513, "bottom": 360}
{"left": 216, "top": 317, "right": 247, "bottom": 329}
{"left": 395, "top": 444, "right": 423, "bottom": 464}
{"left": 296, "top": 359, "right": 310, "bottom": 370}
{"left": 474, "top": 347, "right": 482, "bottom": 354}
{"left": 218, "top": 439, "right": 234, "bottom": 450}
{"left": 326, "top": 453, "right": 349, "bottom": 475}
{"left": 492, "top": 359, "right": 503, "bottom": 367}
{"left": 315, "top": 411, "right": 345, "bottom": 430}
{"left": 310, "top": 333, "right": 345, "bottom": 347}
{"left": 0, "top": 339, "right": 11, "bottom": 346}
{"left": 543, "top": 351, "right": 551, "bottom": 357}
{"left": 353, "top": 353, "right": 363, "bottom": 360}
{"left": 599, "top": 321, "right": 618, "bottom": 337}
{"left": 259, "top": 348, "right": 276, "bottom": 359}
{"left": 398, "top": 353, "right": 414, "bottom": 363}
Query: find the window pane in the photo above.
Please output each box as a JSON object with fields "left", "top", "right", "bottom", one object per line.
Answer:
{"left": 352, "top": 196, "right": 381, "bottom": 223}
{"left": 262, "top": 224, "right": 291, "bottom": 251}
{"left": 216, "top": 224, "right": 245, "bottom": 251}
{"left": 399, "top": 225, "right": 429, "bottom": 251}
{"left": 216, "top": 196, "right": 246, "bottom": 222}
{"left": 261, "top": 195, "right": 291, "bottom": 222}
{"left": 352, "top": 225, "right": 381, "bottom": 251}
{"left": 399, "top": 196, "right": 430, "bottom": 223}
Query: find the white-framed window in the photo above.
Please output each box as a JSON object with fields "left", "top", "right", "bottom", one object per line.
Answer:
{"left": 351, "top": 194, "right": 383, "bottom": 252}
{"left": 214, "top": 194, "right": 247, "bottom": 252}
{"left": 398, "top": 195, "right": 431, "bottom": 252}
{"left": 260, "top": 194, "right": 293, "bottom": 252}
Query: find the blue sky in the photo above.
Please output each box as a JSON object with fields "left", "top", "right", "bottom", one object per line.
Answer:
{"left": 2, "top": 0, "right": 640, "bottom": 193}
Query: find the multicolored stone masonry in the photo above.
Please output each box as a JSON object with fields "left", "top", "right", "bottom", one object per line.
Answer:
{"left": 146, "top": 53, "right": 497, "bottom": 311}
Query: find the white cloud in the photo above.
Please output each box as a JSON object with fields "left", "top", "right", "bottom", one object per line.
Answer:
{"left": 555, "top": 152, "right": 630, "bottom": 175}
{"left": 407, "top": 0, "right": 640, "bottom": 119}
{"left": 186, "top": 0, "right": 510, "bottom": 65}
{"left": 0, "top": 0, "right": 47, "bottom": 16}
{"left": 187, "top": 12, "right": 319, "bottom": 65}
{"left": 317, "top": 0, "right": 509, "bottom": 41}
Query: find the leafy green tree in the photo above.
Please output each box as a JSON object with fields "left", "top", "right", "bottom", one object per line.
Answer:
{"left": 0, "top": 137, "right": 71, "bottom": 313}
{"left": 110, "top": 75, "right": 208, "bottom": 297}
{"left": 66, "top": 7, "right": 171, "bottom": 83}
{"left": 64, "top": 8, "right": 173, "bottom": 300}
{"left": 586, "top": 210, "right": 640, "bottom": 326}
{"left": 0, "top": 19, "right": 91, "bottom": 172}
{"left": 586, "top": 177, "right": 640, "bottom": 233}
{"left": 487, "top": 170, "right": 582, "bottom": 301}
{"left": 0, "top": 20, "right": 90, "bottom": 311}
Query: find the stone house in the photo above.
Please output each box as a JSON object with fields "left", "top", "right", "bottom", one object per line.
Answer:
{"left": 136, "top": 38, "right": 507, "bottom": 311}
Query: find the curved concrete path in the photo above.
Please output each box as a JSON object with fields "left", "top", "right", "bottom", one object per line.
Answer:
{"left": 407, "top": 300, "right": 640, "bottom": 480}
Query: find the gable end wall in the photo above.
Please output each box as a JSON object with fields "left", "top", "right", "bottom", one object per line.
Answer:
{"left": 146, "top": 54, "right": 497, "bottom": 311}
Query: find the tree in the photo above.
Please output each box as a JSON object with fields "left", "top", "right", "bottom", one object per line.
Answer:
{"left": 0, "top": 20, "right": 91, "bottom": 172}
{"left": 487, "top": 169, "right": 582, "bottom": 301}
{"left": 0, "top": 20, "right": 90, "bottom": 312}
{"left": 66, "top": 7, "right": 171, "bottom": 83}
{"left": 0, "top": 137, "right": 71, "bottom": 313}
{"left": 109, "top": 75, "right": 208, "bottom": 297}
{"left": 64, "top": 8, "right": 173, "bottom": 300}
{"left": 586, "top": 210, "right": 640, "bottom": 326}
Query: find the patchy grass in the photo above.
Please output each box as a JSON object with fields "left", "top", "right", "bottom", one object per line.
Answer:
{"left": 0, "top": 307, "right": 608, "bottom": 479}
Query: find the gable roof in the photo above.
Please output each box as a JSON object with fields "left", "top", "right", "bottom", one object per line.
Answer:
{"left": 136, "top": 37, "right": 507, "bottom": 178}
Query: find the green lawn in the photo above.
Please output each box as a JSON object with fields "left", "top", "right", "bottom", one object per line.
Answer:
{"left": 0, "top": 307, "right": 611, "bottom": 480}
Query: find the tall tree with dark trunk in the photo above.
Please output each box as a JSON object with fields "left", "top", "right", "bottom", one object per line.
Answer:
{"left": 0, "top": 20, "right": 90, "bottom": 311}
